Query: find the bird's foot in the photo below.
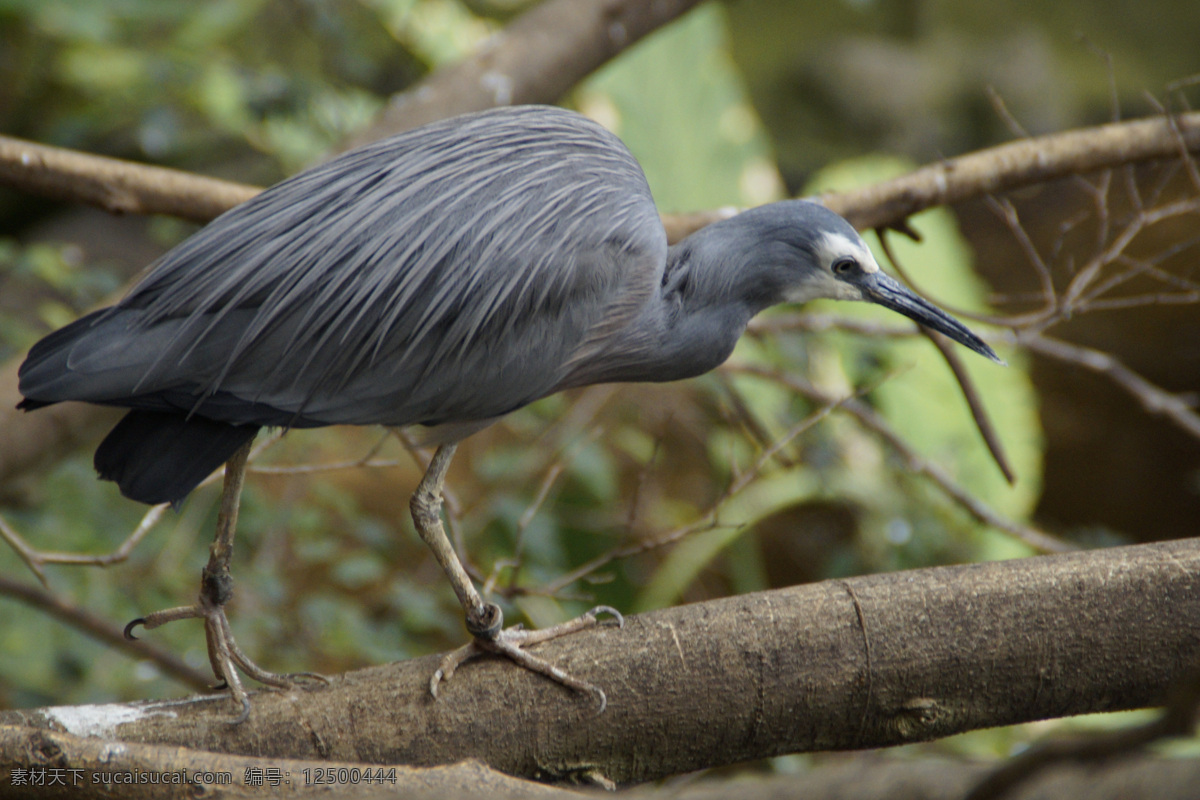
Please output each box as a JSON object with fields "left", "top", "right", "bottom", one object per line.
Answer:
{"left": 430, "top": 603, "right": 623, "bottom": 712}
{"left": 126, "top": 566, "right": 327, "bottom": 723}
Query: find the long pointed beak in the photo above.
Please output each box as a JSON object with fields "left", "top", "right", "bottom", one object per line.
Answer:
{"left": 858, "top": 272, "right": 1004, "bottom": 364}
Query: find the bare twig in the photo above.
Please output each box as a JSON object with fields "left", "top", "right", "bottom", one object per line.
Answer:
{"left": 750, "top": 298, "right": 1200, "bottom": 455}
{"left": 0, "top": 492, "right": 169, "bottom": 585}
{"left": 621, "top": 429, "right": 665, "bottom": 537}
{"left": 921, "top": 329, "right": 1017, "bottom": 485}
{"left": 985, "top": 196, "right": 1059, "bottom": 323}
{"left": 1149, "top": 90, "right": 1200, "bottom": 193}
{"left": 746, "top": 311, "right": 923, "bottom": 341}
{"left": 22, "top": 504, "right": 168, "bottom": 568}
{"left": 0, "top": 513, "right": 49, "bottom": 586}
{"left": 0, "top": 574, "right": 213, "bottom": 691}
{"left": 715, "top": 372, "right": 797, "bottom": 465}
{"left": 986, "top": 86, "right": 1031, "bottom": 139}
{"left": 873, "top": 227, "right": 1016, "bottom": 484}
{"left": 480, "top": 426, "right": 605, "bottom": 597}
{"left": 728, "top": 364, "right": 1071, "bottom": 554}
{"left": 1, "top": 431, "right": 285, "bottom": 582}
{"left": 1020, "top": 333, "right": 1200, "bottom": 440}
{"left": 538, "top": 399, "right": 843, "bottom": 596}
{"left": 982, "top": 182, "right": 1200, "bottom": 333}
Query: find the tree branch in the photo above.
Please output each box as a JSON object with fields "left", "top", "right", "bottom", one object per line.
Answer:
{"left": 339, "top": 0, "right": 705, "bottom": 149}
{"left": 1019, "top": 333, "right": 1200, "bottom": 440}
{"left": 0, "top": 137, "right": 257, "bottom": 225}
{"left": 0, "top": 728, "right": 572, "bottom": 799}
{"left": 2, "top": 538, "right": 1195, "bottom": 786}
{"left": 670, "top": 111, "right": 1200, "bottom": 237}
{"left": 832, "top": 111, "right": 1200, "bottom": 229}
{"left": 4, "top": 730, "right": 1198, "bottom": 800}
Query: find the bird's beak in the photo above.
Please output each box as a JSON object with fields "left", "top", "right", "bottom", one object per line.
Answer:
{"left": 857, "top": 272, "right": 1004, "bottom": 364}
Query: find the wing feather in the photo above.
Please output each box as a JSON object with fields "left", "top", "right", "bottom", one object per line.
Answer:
{"left": 101, "top": 106, "right": 667, "bottom": 425}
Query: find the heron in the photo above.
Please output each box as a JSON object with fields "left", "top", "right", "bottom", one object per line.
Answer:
{"left": 18, "top": 105, "right": 1001, "bottom": 718}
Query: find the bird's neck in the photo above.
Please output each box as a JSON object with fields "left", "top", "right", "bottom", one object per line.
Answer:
{"left": 600, "top": 241, "right": 766, "bottom": 385}
{"left": 559, "top": 227, "right": 788, "bottom": 389}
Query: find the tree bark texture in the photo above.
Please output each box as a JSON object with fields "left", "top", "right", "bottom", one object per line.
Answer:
{"left": 0, "top": 729, "right": 563, "bottom": 799}
{"left": 2, "top": 538, "right": 1196, "bottom": 787}
{"left": 3, "top": 727, "right": 1197, "bottom": 800}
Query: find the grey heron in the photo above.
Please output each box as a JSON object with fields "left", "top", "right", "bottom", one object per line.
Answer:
{"left": 18, "top": 104, "right": 1001, "bottom": 718}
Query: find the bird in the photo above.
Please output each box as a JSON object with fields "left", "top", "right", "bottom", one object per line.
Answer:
{"left": 17, "top": 104, "right": 1001, "bottom": 718}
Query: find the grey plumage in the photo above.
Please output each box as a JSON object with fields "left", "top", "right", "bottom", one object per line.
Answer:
{"left": 18, "top": 104, "right": 999, "bottom": 506}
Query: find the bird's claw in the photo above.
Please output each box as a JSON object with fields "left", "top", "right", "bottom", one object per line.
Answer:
{"left": 228, "top": 696, "right": 252, "bottom": 726}
{"left": 465, "top": 602, "right": 504, "bottom": 639}
{"left": 429, "top": 603, "right": 622, "bottom": 712}
{"left": 125, "top": 598, "right": 327, "bottom": 722}
{"left": 123, "top": 617, "right": 146, "bottom": 640}
{"left": 586, "top": 605, "right": 624, "bottom": 629}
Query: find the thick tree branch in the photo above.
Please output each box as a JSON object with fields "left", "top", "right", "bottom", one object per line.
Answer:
{"left": 0, "top": 729, "right": 569, "bottom": 799}
{"left": 1, "top": 539, "right": 1196, "bottom": 786}
{"left": 340, "top": 0, "right": 704, "bottom": 149}
{"left": 649, "top": 757, "right": 1200, "bottom": 800}
{"left": 672, "top": 111, "right": 1200, "bottom": 237}
{"left": 4, "top": 730, "right": 1198, "bottom": 800}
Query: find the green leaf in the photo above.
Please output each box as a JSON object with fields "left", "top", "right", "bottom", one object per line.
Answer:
{"left": 576, "top": 3, "right": 783, "bottom": 212}
{"left": 806, "top": 156, "right": 1044, "bottom": 526}
{"left": 635, "top": 467, "right": 819, "bottom": 611}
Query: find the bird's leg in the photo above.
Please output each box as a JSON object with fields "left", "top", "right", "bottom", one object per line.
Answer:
{"left": 125, "top": 439, "right": 325, "bottom": 721}
{"left": 411, "top": 442, "right": 623, "bottom": 711}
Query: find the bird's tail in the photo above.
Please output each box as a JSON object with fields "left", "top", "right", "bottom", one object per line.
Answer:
{"left": 95, "top": 410, "right": 260, "bottom": 506}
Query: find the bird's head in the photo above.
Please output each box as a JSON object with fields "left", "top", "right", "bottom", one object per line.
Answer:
{"left": 752, "top": 200, "right": 1003, "bottom": 364}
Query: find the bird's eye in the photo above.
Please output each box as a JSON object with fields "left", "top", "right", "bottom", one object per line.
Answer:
{"left": 832, "top": 257, "right": 857, "bottom": 276}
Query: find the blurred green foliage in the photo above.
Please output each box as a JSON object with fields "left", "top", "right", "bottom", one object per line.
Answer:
{"left": 577, "top": 4, "right": 784, "bottom": 211}
{"left": 725, "top": 0, "right": 1200, "bottom": 188}
{"left": 0, "top": 0, "right": 430, "bottom": 175}
{"left": 806, "top": 156, "right": 1043, "bottom": 562}
{"left": 0, "top": 236, "right": 124, "bottom": 359}
{"left": 0, "top": 0, "right": 1054, "bottom": 764}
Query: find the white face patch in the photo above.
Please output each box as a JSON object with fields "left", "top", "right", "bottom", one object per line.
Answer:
{"left": 780, "top": 229, "right": 881, "bottom": 305}
{"left": 815, "top": 231, "right": 879, "bottom": 275}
